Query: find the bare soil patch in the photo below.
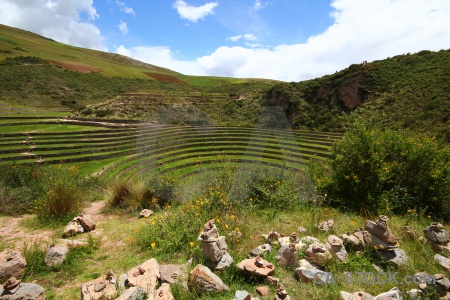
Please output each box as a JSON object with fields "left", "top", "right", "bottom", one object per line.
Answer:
{"left": 47, "top": 60, "right": 101, "bottom": 73}
{"left": 143, "top": 72, "right": 189, "bottom": 84}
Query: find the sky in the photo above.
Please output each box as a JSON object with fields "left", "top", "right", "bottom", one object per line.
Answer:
{"left": 0, "top": 0, "right": 449, "bottom": 81}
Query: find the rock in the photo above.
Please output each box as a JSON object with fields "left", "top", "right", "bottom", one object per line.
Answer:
{"left": 139, "top": 209, "right": 153, "bottom": 218}
{"left": 375, "top": 248, "right": 408, "bottom": 268}
{"left": 301, "top": 236, "right": 320, "bottom": 244}
{"left": 198, "top": 219, "right": 219, "bottom": 242}
{"left": 248, "top": 244, "right": 272, "bottom": 257}
{"left": 159, "top": 264, "right": 187, "bottom": 285}
{"left": 189, "top": 264, "right": 229, "bottom": 293}
{"left": 317, "top": 219, "right": 334, "bottom": 232}
{"left": 115, "top": 286, "right": 146, "bottom": 300}
{"left": 374, "top": 287, "right": 402, "bottom": 300}
{"left": 274, "top": 284, "right": 291, "bottom": 300}
{"left": 265, "top": 276, "right": 280, "bottom": 287}
{"left": 0, "top": 280, "right": 45, "bottom": 300}
{"left": 341, "top": 233, "right": 363, "bottom": 251}
{"left": 305, "top": 243, "right": 332, "bottom": 266}
{"left": 77, "top": 213, "right": 96, "bottom": 232}
{"left": 80, "top": 271, "right": 117, "bottom": 300}
{"left": 435, "top": 274, "right": 450, "bottom": 296}
{"left": 212, "top": 251, "right": 233, "bottom": 271}
{"left": 126, "top": 258, "right": 159, "bottom": 294}
{"left": 256, "top": 286, "right": 269, "bottom": 296}
{"left": 262, "top": 231, "right": 284, "bottom": 244}
{"left": 58, "top": 239, "right": 89, "bottom": 248}
{"left": 340, "top": 291, "right": 374, "bottom": 300}
{"left": 297, "top": 226, "right": 308, "bottom": 234}
{"left": 299, "top": 259, "right": 322, "bottom": 270}
{"left": 435, "top": 254, "right": 450, "bottom": 270}
{"left": 236, "top": 256, "right": 275, "bottom": 277}
{"left": 325, "top": 235, "right": 348, "bottom": 263}
{"left": 64, "top": 220, "right": 81, "bottom": 237}
{"left": 363, "top": 231, "right": 397, "bottom": 250}
{"left": 295, "top": 267, "right": 329, "bottom": 284}
{"left": 365, "top": 216, "right": 398, "bottom": 244}
{"left": 118, "top": 273, "right": 128, "bottom": 292}
{"left": 234, "top": 290, "right": 251, "bottom": 300}
{"left": 424, "top": 223, "right": 449, "bottom": 245}
{"left": 276, "top": 244, "right": 299, "bottom": 268}
{"left": 45, "top": 243, "right": 68, "bottom": 266}
{"left": 154, "top": 283, "right": 174, "bottom": 300}
{"left": 0, "top": 253, "right": 26, "bottom": 281}
{"left": 407, "top": 289, "right": 422, "bottom": 299}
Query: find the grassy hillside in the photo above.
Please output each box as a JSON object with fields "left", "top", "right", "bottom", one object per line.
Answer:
{"left": 264, "top": 50, "right": 450, "bottom": 139}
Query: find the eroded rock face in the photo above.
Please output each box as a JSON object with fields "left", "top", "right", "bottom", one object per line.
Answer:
{"left": 126, "top": 258, "right": 159, "bottom": 294}
{"left": 81, "top": 271, "right": 117, "bottom": 300}
{"left": 236, "top": 256, "right": 275, "bottom": 277}
{"left": 45, "top": 243, "right": 68, "bottom": 266}
{"left": 188, "top": 264, "right": 229, "bottom": 293}
{"left": 0, "top": 252, "right": 26, "bottom": 281}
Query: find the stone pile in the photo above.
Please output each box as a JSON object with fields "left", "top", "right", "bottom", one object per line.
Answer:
{"left": 0, "top": 277, "right": 46, "bottom": 300}
{"left": 197, "top": 219, "right": 233, "bottom": 271}
{"left": 423, "top": 222, "right": 450, "bottom": 253}
{"left": 64, "top": 213, "right": 97, "bottom": 238}
{"left": 274, "top": 284, "right": 291, "bottom": 300}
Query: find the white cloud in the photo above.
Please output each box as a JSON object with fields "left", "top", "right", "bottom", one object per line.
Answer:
{"left": 118, "top": 20, "right": 128, "bottom": 35}
{"left": 116, "top": 45, "right": 206, "bottom": 75}
{"left": 196, "top": 0, "right": 450, "bottom": 81}
{"left": 250, "top": 0, "right": 268, "bottom": 13}
{"left": 228, "top": 34, "right": 257, "bottom": 42}
{"left": 0, "top": 0, "right": 106, "bottom": 51}
{"left": 116, "top": 0, "right": 135, "bottom": 16}
{"left": 173, "top": 0, "right": 219, "bottom": 23}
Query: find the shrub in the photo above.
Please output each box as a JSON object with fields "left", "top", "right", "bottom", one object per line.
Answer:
{"left": 310, "top": 123, "right": 450, "bottom": 219}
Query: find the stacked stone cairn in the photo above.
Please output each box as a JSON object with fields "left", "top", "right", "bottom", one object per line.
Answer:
{"left": 0, "top": 276, "right": 46, "bottom": 300}
{"left": 423, "top": 222, "right": 450, "bottom": 254}
{"left": 63, "top": 213, "right": 97, "bottom": 238}
{"left": 197, "top": 219, "right": 233, "bottom": 271}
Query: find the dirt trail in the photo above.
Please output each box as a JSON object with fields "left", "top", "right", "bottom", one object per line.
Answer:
{"left": 0, "top": 200, "right": 111, "bottom": 262}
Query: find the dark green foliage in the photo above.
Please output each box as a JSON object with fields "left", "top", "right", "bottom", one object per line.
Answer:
{"left": 310, "top": 122, "right": 450, "bottom": 220}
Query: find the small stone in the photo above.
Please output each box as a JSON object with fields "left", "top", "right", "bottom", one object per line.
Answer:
{"left": 139, "top": 209, "right": 153, "bottom": 218}
{"left": 305, "top": 243, "right": 332, "bottom": 266}
{"left": 76, "top": 213, "right": 96, "bottom": 232}
{"left": 212, "top": 251, "right": 233, "bottom": 271}
{"left": 365, "top": 220, "right": 398, "bottom": 244}
{"left": 275, "top": 284, "right": 291, "bottom": 300}
{"left": 340, "top": 291, "right": 374, "bottom": 300}
{"left": 117, "top": 273, "right": 128, "bottom": 292}
{"left": 297, "top": 226, "right": 308, "bottom": 234}
{"left": 265, "top": 276, "right": 280, "bottom": 287}
{"left": 81, "top": 273, "right": 117, "bottom": 300}
{"left": 295, "top": 267, "right": 329, "bottom": 284}
{"left": 234, "top": 290, "right": 251, "bottom": 300}
{"left": 0, "top": 281, "right": 46, "bottom": 300}
{"left": 64, "top": 220, "right": 81, "bottom": 237}
{"left": 327, "top": 235, "right": 343, "bottom": 247}
{"left": 256, "top": 286, "right": 269, "bottom": 296}
{"left": 159, "top": 264, "right": 187, "bottom": 285}
{"left": 45, "top": 243, "right": 68, "bottom": 266}
{"left": 299, "top": 259, "right": 321, "bottom": 270}
{"left": 317, "top": 220, "right": 334, "bottom": 232}
{"left": 154, "top": 283, "right": 174, "bottom": 300}
{"left": 363, "top": 231, "right": 397, "bottom": 250}
{"left": 435, "top": 254, "right": 450, "bottom": 270}
{"left": 115, "top": 286, "right": 146, "bottom": 300}
{"left": 374, "top": 287, "right": 402, "bottom": 300}
{"left": 248, "top": 244, "right": 272, "bottom": 257}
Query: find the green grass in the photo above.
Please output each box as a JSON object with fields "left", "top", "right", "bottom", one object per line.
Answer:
{"left": 0, "top": 124, "right": 108, "bottom": 133}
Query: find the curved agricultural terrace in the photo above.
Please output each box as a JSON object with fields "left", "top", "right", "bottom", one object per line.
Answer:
{"left": 0, "top": 116, "right": 343, "bottom": 179}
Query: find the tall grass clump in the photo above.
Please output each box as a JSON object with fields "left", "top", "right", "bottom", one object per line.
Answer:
{"left": 310, "top": 121, "right": 450, "bottom": 219}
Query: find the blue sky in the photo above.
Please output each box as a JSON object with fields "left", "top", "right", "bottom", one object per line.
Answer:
{"left": 1, "top": 0, "right": 449, "bottom": 81}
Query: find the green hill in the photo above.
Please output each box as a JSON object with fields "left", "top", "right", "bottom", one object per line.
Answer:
{"left": 264, "top": 50, "right": 450, "bottom": 139}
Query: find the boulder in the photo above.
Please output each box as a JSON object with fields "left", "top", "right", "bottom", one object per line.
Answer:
{"left": 63, "top": 220, "right": 81, "bottom": 237}
{"left": 154, "top": 283, "right": 174, "bottom": 300}
{"left": 126, "top": 258, "right": 159, "bottom": 294}
{"left": 0, "top": 253, "right": 26, "bottom": 281}
{"left": 435, "top": 254, "right": 450, "bottom": 271}
{"left": 248, "top": 244, "right": 272, "bottom": 258}
{"left": 374, "top": 287, "right": 402, "bottom": 300}
{"left": 76, "top": 213, "right": 96, "bottom": 232}
{"left": 305, "top": 243, "right": 332, "bottom": 266}
{"left": 211, "top": 251, "right": 233, "bottom": 271}
{"left": 325, "top": 235, "right": 348, "bottom": 263}
{"left": 340, "top": 291, "right": 374, "bottom": 300}
{"left": 276, "top": 244, "right": 299, "bottom": 268}
{"left": 424, "top": 223, "right": 449, "bottom": 245}
{"left": 139, "top": 209, "right": 153, "bottom": 218}
{"left": 159, "top": 264, "right": 187, "bottom": 285}
{"left": 0, "top": 279, "right": 45, "bottom": 300}
{"left": 188, "top": 264, "right": 229, "bottom": 293}
{"left": 45, "top": 243, "right": 68, "bottom": 266}
{"left": 375, "top": 248, "right": 408, "bottom": 268}
{"left": 115, "top": 287, "right": 146, "bottom": 300}
{"left": 236, "top": 256, "right": 275, "bottom": 277}
{"left": 80, "top": 271, "right": 117, "bottom": 300}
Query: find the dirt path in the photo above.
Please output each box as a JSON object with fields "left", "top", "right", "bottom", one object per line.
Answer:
{"left": 0, "top": 200, "right": 110, "bottom": 262}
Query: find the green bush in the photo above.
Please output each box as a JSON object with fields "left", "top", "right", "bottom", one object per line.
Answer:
{"left": 310, "top": 124, "right": 450, "bottom": 219}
